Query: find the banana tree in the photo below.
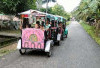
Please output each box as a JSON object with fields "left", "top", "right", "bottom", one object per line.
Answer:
{"left": 72, "top": 0, "right": 100, "bottom": 36}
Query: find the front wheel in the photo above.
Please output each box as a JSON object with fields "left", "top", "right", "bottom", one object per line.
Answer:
{"left": 61, "top": 34, "right": 64, "bottom": 40}
{"left": 19, "top": 49, "right": 26, "bottom": 55}
{"left": 47, "top": 44, "right": 52, "bottom": 57}
{"left": 47, "top": 51, "right": 52, "bottom": 57}
{"left": 65, "top": 34, "right": 68, "bottom": 38}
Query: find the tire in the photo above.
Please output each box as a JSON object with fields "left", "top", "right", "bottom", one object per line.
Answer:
{"left": 47, "top": 44, "right": 52, "bottom": 57}
{"left": 19, "top": 49, "right": 26, "bottom": 55}
{"left": 61, "top": 35, "right": 64, "bottom": 40}
{"left": 65, "top": 34, "right": 68, "bottom": 38}
{"left": 47, "top": 51, "right": 51, "bottom": 57}
{"left": 57, "top": 41, "right": 60, "bottom": 46}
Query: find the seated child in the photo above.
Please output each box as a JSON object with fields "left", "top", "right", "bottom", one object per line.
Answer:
{"left": 35, "top": 21, "right": 40, "bottom": 29}
{"left": 40, "top": 21, "right": 45, "bottom": 31}
{"left": 45, "top": 18, "right": 51, "bottom": 30}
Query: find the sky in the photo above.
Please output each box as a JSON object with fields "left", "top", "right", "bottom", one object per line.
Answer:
{"left": 42, "top": 0, "right": 81, "bottom": 12}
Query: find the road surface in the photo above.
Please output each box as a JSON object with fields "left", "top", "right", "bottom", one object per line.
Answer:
{"left": 0, "top": 21, "right": 100, "bottom": 68}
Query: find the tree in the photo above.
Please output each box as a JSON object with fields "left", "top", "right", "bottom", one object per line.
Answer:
{"left": 40, "top": 4, "right": 71, "bottom": 20}
{"left": 0, "top": 0, "right": 36, "bottom": 15}
{"left": 52, "top": 4, "right": 65, "bottom": 15}
{"left": 72, "top": 0, "right": 100, "bottom": 36}
{"left": 40, "top": 7, "right": 52, "bottom": 14}
{"left": 51, "top": 4, "right": 70, "bottom": 19}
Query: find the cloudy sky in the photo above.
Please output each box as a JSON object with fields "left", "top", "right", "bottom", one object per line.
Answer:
{"left": 42, "top": 0, "right": 81, "bottom": 12}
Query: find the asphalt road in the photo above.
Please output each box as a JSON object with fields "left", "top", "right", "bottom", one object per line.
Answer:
{"left": 0, "top": 21, "right": 100, "bottom": 68}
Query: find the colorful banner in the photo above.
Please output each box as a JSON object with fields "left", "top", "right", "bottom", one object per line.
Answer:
{"left": 22, "top": 28, "right": 44, "bottom": 49}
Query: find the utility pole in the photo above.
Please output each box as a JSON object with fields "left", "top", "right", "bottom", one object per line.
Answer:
{"left": 46, "top": 0, "right": 49, "bottom": 14}
{"left": 36, "top": 0, "right": 42, "bottom": 11}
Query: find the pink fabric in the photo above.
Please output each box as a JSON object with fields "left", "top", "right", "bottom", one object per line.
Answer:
{"left": 22, "top": 28, "right": 44, "bottom": 49}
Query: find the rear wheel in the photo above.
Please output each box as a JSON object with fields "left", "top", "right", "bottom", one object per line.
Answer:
{"left": 65, "top": 34, "right": 68, "bottom": 38}
{"left": 57, "top": 41, "right": 60, "bottom": 46}
{"left": 47, "top": 51, "right": 51, "bottom": 57}
{"left": 19, "top": 49, "right": 26, "bottom": 55}
{"left": 47, "top": 44, "right": 52, "bottom": 57}
{"left": 61, "top": 35, "right": 64, "bottom": 40}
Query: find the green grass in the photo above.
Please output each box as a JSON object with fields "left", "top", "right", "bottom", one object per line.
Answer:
{"left": 0, "top": 49, "right": 16, "bottom": 57}
{"left": 80, "top": 21, "right": 100, "bottom": 45}
{"left": 66, "top": 21, "right": 71, "bottom": 26}
{"left": 0, "top": 29, "right": 21, "bottom": 34}
{"left": 0, "top": 38, "right": 18, "bottom": 48}
{"left": 0, "top": 42, "right": 17, "bottom": 57}
{"left": 0, "top": 50, "right": 10, "bottom": 57}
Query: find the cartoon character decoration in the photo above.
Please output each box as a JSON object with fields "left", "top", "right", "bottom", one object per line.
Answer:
{"left": 29, "top": 34, "right": 38, "bottom": 42}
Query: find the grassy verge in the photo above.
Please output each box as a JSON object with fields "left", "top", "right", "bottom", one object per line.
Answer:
{"left": 66, "top": 21, "right": 71, "bottom": 26}
{"left": 80, "top": 21, "right": 100, "bottom": 45}
{"left": 0, "top": 38, "right": 18, "bottom": 48}
{"left": 0, "top": 29, "right": 21, "bottom": 34}
{"left": 0, "top": 43, "right": 17, "bottom": 57}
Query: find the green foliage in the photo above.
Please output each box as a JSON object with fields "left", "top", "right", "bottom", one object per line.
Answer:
{"left": 52, "top": 4, "right": 71, "bottom": 20}
{"left": 0, "top": 0, "right": 36, "bottom": 14}
{"left": 72, "top": 0, "right": 100, "bottom": 21}
{"left": 40, "top": 4, "right": 71, "bottom": 20}
{"left": 66, "top": 21, "right": 71, "bottom": 26}
{"left": 52, "top": 4, "right": 65, "bottom": 15}
{"left": 40, "top": 7, "right": 53, "bottom": 14}
{"left": 72, "top": 0, "right": 100, "bottom": 37}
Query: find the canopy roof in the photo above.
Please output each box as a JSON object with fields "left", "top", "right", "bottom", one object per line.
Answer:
{"left": 19, "top": 9, "right": 66, "bottom": 22}
{"left": 19, "top": 9, "right": 46, "bottom": 15}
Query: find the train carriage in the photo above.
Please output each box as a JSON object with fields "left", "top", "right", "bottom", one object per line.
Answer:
{"left": 17, "top": 9, "right": 68, "bottom": 57}
{"left": 17, "top": 10, "right": 54, "bottom": 57}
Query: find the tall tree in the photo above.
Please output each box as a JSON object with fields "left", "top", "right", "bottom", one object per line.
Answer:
{"left": 72, "top": 0, "right": 100, "bottom": 36}
{"left": 0, "top": 0, "right": 36, "bottom": 15}
{"left": 40, "top": 4, "right": 70, "bottom": 20}
{"left": 51, "top": 4, "right": 66, "bottom": 16}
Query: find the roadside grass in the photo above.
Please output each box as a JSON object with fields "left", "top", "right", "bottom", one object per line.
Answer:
{"left": 0, "top": 29, "right": 21, "bottom": 34}
{"left": 0, "top": 50, "right": 10, "bottom": 57}
{"left": 66, "top": 21, "right": 71, "bottom": 26}
{"left": 0, "top": 38, "right": 18, "bottom": 48}
{"left": 80, "top": 21, "right": 100, "bottom": 45}
{"left": 0, "top": 43, "right": 17, "bottom": 57}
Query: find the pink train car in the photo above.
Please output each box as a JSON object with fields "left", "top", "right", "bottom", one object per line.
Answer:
{"left": 17, "top": 28, "right": 53, "bottom": 57}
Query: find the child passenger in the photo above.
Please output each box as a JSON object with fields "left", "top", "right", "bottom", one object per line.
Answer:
{"left": 40, "top": 21, "right": 45, "bottom": 31}
{"left": 58, "top": 22, "right": 64, "bottom": 34}
{"left": 26, "top": 24, "right": 31, "bottom": 28}
{"left": 35, "top": 21, "right": 40, "bottom": 29}
{"left": 45, "top": 18, "right": 51, "bottom": 30}
{"left": 20, "top": 18, "right": 29, "bottom": 30}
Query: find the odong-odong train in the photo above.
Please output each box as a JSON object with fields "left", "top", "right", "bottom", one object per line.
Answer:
{"left": 17, "top": 9, "right": 68, "bottom": 57}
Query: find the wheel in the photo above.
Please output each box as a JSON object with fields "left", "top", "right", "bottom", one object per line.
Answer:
{"left": 61, "top": 35, "right": 64, "bottom": 40}
{"left": 47, "top": 44, "right": 52, "bottom": 57}
{"left": 47, "top": 51, "right": 51, "bottom": 57}
{"left": 65, "top": 34, "right": 68, "bottom": 38}
{"left": 57, "top": 41, "right": 60, "bottom": 46}
{"left": 19, "top": 49, "right": 26, "bottom": 55}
